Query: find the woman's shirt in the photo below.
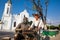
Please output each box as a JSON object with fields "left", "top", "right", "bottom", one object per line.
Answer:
{"left": 30, "top": 18, "right": 44, "bottom": 29}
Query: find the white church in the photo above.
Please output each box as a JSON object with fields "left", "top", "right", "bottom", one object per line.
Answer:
{"left": 0, "top": 0, "right": 33, "bottom": 31}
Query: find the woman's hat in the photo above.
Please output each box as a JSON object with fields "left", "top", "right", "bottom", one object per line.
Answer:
{"left": 32, "top": 13, "right": 41, "bottom": 18}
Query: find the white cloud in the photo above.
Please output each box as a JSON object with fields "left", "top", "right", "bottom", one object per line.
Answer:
{"left": 46, "top": 18, "right": 60, "bottom": 26}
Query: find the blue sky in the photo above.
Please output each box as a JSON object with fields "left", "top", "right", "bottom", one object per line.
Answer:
{"left": 0, "top": 0, "right": 60, "bottom": 25}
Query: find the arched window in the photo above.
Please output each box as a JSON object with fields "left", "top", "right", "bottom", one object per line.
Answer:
{"left": 14, "top": 22, "right": 16, "bottom": 27}
{"left": 7, "top": 7, "right": 9, "bottom": 14}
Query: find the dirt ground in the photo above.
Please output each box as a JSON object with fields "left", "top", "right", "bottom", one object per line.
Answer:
{"left": 50, "top": 32, "right": 60, "bottom": 40}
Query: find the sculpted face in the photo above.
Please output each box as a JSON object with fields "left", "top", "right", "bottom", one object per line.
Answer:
{"left": 23, "top": 17, "right": 28, "bottom": 24}
{"left": 23, "top": 19, "right": 27, "bottom": 23}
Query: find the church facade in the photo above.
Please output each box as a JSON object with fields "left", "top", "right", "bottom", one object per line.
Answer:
{"left": 0, "top": 0, "right": 33, "bottom": 31}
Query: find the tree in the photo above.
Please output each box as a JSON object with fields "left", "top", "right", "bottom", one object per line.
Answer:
{"left": 58, "top": 24, "right": 60, "bottom": 30}
{"left": 25, "top": 0, "right": 49, "bottom": 30}
{"left": 32, "top": 0, "right": 43, "bottom": 21}
{"left": 58, "top": 24, "right": 60, "bottom": 27}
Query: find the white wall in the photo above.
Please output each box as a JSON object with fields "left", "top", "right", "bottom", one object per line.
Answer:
{"left": 11, "top": 10, "right": 30, "bottom": 31}
{"left": 0, "top": 24, "right": 2, "bottom": 30}
{"left": 1, "top": 0, "right": 30, "bottom": 31}
{"left": 2, "top": 15, "right": 12, "bottom": 30}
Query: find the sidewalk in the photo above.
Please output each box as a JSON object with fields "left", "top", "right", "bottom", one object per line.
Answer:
{"left": 50, "top": 32, "right": 60, "bottom": 40}
{"left": 0, "top": 30, "right": 14, "bottom": 40}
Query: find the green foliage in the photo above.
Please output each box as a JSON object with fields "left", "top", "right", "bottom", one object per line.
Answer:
{"left": 58, "top": 24, "right": 60, "bottom": 27}
{"left": 47, "top": 25, "right": 57, "bottom": 30}
{"left": 58, "top": 24, "right": 60, "bottom": 30}
{"left": 47, "top": 24, "right": 60, "bottom": 30}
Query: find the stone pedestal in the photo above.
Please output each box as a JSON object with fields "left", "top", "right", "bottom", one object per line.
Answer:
{"left": 2, "top": 37, "right": 11, "bottom": 40}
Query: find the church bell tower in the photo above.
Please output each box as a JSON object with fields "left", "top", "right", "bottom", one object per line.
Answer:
{"left": 1, "top": 0, "right": 12, "bottom": 30}
{"left": 3, "top": 0, "right": 12, "bottom": 16}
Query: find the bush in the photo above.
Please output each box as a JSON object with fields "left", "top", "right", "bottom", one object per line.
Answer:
{"left": 47, "top": 25, "right": 59, "bottom": 30}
